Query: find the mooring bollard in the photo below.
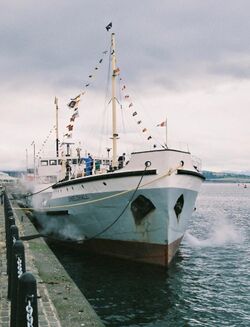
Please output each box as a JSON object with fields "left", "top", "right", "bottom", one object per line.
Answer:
{"left": 0, "top": 188, "right": 4, "bottom": 205}
{"left": 4, "top": 193, "right": 12, "bottom": 216}
{"left": 3, "top": 193, "right": 14, "bottom": 232}
{"left": 5, "top": 216, "right": 15, "bottom": 261}
{"left": 7, "top": 225, "right": 19, "bottom": 298}
{"left": 5, "top": 207, "right": 14, "bottom": 232}
{"left": 6, "top": 205, "right": 13, "bottom": 216}
{"left": 7, "top": 224, "right": 19, "bottom": 270}
{"left": 16, "top": 272, "right": 38, "bottom": 327}
{"left": 10, "top": 240, "right": 26, "bottom": 327}
{"left": 3, "top": 191, "right": 8, "bottom": 206}
{"left": 5, "top": 206, "right": 13, "bottom": 217}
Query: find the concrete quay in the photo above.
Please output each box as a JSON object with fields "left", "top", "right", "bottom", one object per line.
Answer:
{"left": 0, "top": 197, "right": 105, "bottom": 327}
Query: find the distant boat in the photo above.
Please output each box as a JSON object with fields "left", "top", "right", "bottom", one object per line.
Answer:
{"left": 0, "top": 171, "right": 19, "bottom": 187}
{"left": 30, "top": 31, "right": 205, "bottom": 266}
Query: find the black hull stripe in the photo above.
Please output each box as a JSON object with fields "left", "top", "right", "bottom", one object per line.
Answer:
{"left": 177, "top": 169, "right": 205, "bottom": 180}
{"left": 52, "top": 169, "right": 157, "bottom": 189}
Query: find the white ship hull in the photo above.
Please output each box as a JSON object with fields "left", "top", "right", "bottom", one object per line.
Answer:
{"left": 34, "top": 149, "right": 204, "bottom": 265}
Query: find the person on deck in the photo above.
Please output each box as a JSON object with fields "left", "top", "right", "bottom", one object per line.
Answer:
{"left": 118, "top": 153, "right": 126, "bottom": 169}
{"left": 88, "top": 154, "right": 93, "bottom": 175}
{"left": 65, "top": 161, "right": 72, "bottom": 180}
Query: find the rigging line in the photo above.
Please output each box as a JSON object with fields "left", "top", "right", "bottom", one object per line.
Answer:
{"left": 37, "top": 125, "right": 56, "bottom": 156}
{"left": 98, "top": 43, "right": 112, "bottom": 156}
{"left": 118, "top": 73, "right": 127, "bottom": 137}
{"left": 23, "top": 178, "right": 64, "bottom": 198}
{"left": 120, "top": 81, "right": 165, "bottom": 147}
{"left": 151, "top": 135, "right": 167, "bottom": 149}
{"left": 104, "top": 43, "right": 112, "bottom": 105}
{"left": 13, "top": 162, "right": 182, "bottom": 211}
{"left": 62, "top": 47, "right": 109, "bottom": 145}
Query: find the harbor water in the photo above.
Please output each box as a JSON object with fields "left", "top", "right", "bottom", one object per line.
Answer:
{"left": 49, "top": 183, "right": 250, "bottom": 326}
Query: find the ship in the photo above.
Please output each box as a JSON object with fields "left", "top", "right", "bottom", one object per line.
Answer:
{"left": 31, "top": 31, "right": 205, "bottom": 266}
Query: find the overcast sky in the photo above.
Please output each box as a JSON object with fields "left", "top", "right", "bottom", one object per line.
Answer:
{"left": 1, "top": 0, "right": 250, "bottom": 172}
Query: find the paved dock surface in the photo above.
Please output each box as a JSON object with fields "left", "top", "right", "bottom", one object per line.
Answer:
{"left": 0, "top": 196, "right": 104, "bottom": 327}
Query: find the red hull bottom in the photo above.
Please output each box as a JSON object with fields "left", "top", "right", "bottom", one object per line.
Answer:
{"left": 81, "top": 236, "right": 183, "bottom": 266}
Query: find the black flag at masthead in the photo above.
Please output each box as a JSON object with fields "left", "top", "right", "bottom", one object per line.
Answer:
{"left": 106, "top": 22, "right": 112, "bottom": 31}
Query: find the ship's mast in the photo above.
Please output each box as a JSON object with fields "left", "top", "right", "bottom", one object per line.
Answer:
{"left": 111, "top": 33, "right": 118, "bottom": 169}
{"left": 31, "top": 141, "right": 36, "bottom": 181}
{"left": 55, "top": 96, "right": 59, "bottom": 157}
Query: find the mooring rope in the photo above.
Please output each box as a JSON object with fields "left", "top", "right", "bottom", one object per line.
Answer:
{"left": 84, "top": 160, "right": 150, "bottom": 241}
{"left": 22, "top": 179, "right": 63, "bottom": 198}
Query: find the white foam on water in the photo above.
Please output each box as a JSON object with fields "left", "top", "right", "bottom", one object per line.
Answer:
{"left": 185, "top": 215, "right": 244, "bottom": 248}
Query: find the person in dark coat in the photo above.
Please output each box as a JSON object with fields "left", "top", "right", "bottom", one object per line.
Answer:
{"left": 65, "top": 161, "right": 71, "bottom": 180}
{"left": 88, "top": 154, "right": 93, "bottom": 175}
{"left": 118, "top": 153, "right": 125, "bottom": 169}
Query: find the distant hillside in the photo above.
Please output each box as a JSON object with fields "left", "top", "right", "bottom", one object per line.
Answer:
{"left": 202, "top": 171, "right": 250, "bottom": 182}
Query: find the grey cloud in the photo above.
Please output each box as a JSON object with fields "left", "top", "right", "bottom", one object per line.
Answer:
{"left": 1, "top": 1, "right": 250, "bottom": 171}
{"left": 1, "top": 0, "right": 250, "bottom": 90}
